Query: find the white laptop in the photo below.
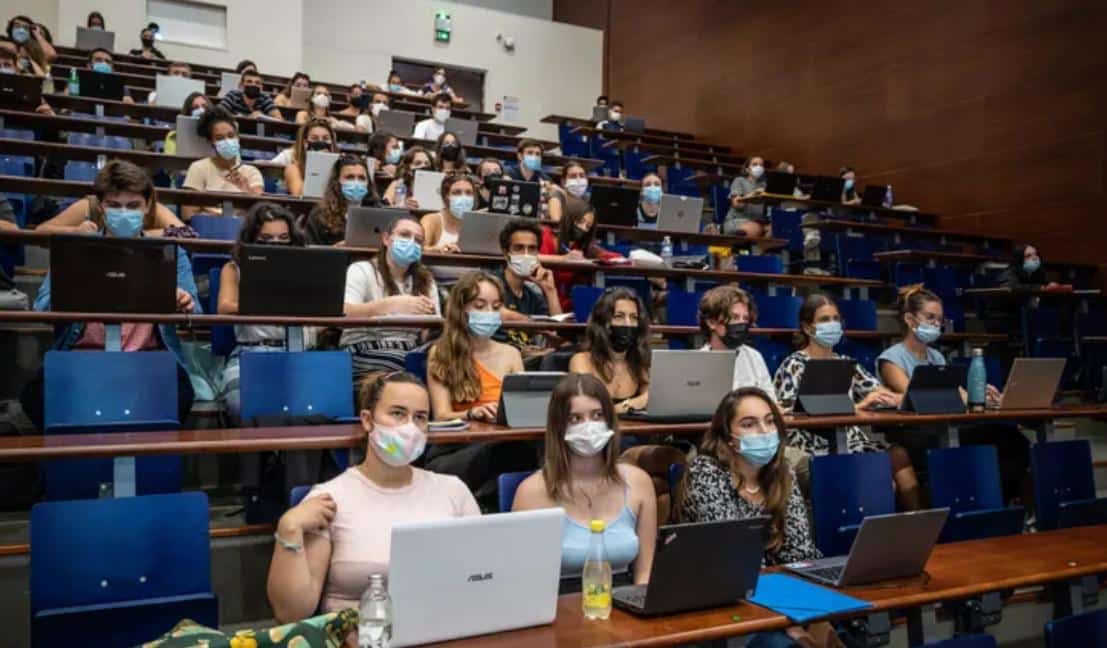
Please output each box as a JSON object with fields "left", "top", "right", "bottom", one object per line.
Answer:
{"left": 413, "top": 169, "right": 446, "bottom": 212}
{"left": 75, "top": 26, "right": 114, "bottom": 52}
{"left": 288, "top": 86, "right": 312, "bottom": 110}
{"left": 174, "top": 115, "right": 213, "bottom": 158}
{"left": 458, "top": 211, "right": 523, "bottom": 255}
{"left": 997, "top": 357, "right": 1067, "bottom": 410}
{"left": 658, "top": 194, "right": 704, "bottom": 234}
{"left": 218, "top": 72, "right": 241, "bottom": 98}
{"left": 388, "top": 508, "right": 564, "bottom": 647}
{"left": 302, "top": 150, "right": 339, "bottom": 198}
{"left": 623, "top": 350, "right": 736, "bottom": 422}
{"left": 444, "top": 116, "right": 480, "bottom": 147}
{"left": 155, "top": 74, "right": 205, "bottom": 108}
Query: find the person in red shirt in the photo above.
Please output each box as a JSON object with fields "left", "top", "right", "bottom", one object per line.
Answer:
{"left": 538, "top": 199, "right": 622, "bottom": 312}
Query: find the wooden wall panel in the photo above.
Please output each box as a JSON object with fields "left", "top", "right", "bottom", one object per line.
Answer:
{"left": 603, "top": 0, "right": 1107, "bottom": 274}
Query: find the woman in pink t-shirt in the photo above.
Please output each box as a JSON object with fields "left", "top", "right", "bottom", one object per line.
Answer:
{"left": 266, "top": 372, "right": 480, "bottom": 624}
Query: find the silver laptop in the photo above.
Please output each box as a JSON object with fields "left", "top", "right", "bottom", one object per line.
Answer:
{"left": 497, "top": 372, "right": 566, "bottom": 428}
{"left": 997, "top": 357, "right": 1066, "bottom": 410}
{"left": 218, "top": 72, "right": 241, "bottom": 98}
{"left": 288, "top": 86, "right": 312, "bottom": 110}
{"left": 413, "top": 169, "right": 446, "bottom": 212}
{"left": 345, "top": 206, "right": 407, "bottom": 248}
{"left": 458, "top": 211, "right": 522, "bottom": 255}
{"left": 389, "top": 508, "right": 564, "bottom": 647}
{"left": 444, "top": 116, "right": 479, "bottom": 147}
{"left": 174, "top": 115, "right": 213, "bottom": 158}
{"left": 375, "top": 109, "right": 417, "bottom": 136}
{"left": 302, "top": 150, "right": 339, "bottom": 198}
{"left": 155, "top": 74, "right": 205, "bottom": 108}
{"left": 623, "top": 350, "right": 735, "bottom": 422}
{"left": 785, "top": 509, "right": 949, "bottom": 587}
{"left": 75, "top": 26, "right": 114, "bottom": 52}
{"left": 657, "top": 194, "right": 704, "bottom": 234}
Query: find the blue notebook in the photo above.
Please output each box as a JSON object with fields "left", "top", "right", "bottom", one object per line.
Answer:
{"left": 749, "top": 573, "right": 872, "bottom": 623}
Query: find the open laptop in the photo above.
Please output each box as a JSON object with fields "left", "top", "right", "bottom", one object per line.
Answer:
{"left": 622, "top": 350, "right": 735, "bottom": 422}
{"left": 496, "top": 372, "right": 566, "bottom": 428}
{"left": 76, "top": 69, "right": 125, "bottom": 101}
{"left": 623, "top": 116, "right": 646, "bottom": 133}
{"left": 901, "top": 364, "right": 967, "bottom": 414}
{"left": 154, "top": 74, "right": 205, "bottom": 108}
{"left": 75, "top": 26, "right": 115, "bottom": 52}
{"left": 793, "top": 359, "right": 857, "bottom": 415}
{"left": 238, "top": 245, "right": 347, "bottom": 316}
{"left": 785, "top": 509, "right": 948, "bottom": 587}
{"left": 591, "top": 105, "right": 608, "bottom": 122}
{"left": 412, "top": 169, "right": 446, "bottom": 212}
{"left": 218, "top": 72, "right": 240, "bottom": 97}
{"left": 301, "top": 150, "right": 339, "bottom": 198}
{"left": 50, "top": 235, "right": 177, "bottom": 313}
{"left": 613, "top": 517, "right": 766, "bottom": 616}
{"left": 590, "top": 185, "right": 640, "bottom": 228}
{"left": 0, "top": 73, "right": 43, "bottom": 111}
{"left": 375, "top": 109, "right": 417, "bottom": 137}
{"left": 860, "top": 185, "right": 887, "bottom": 208}
{"left": 657, "top": 194, "right": 703, "bottom": 234}
{"left": 764, "top": 171, "right": 797, "bottom": 196}
{"left": 287, "top": 86, "right": 312, "bottom": 110}
{"left": 810, "top": 176, "right": 846, "bottom": 202}
{"left": 445, "top": 116, "right": 479, "bottom": 147}
{"left": 345, "top": 206, "right": 407, "bottom": 248}
{"left": 486, "top": 177, "right": 539, "bottom": 218}
{"left": 389, "top": 508, "right": 564, "bottom": 647}
{"left": 458, "top": 211, "right": 522, "bottom": 255}
{"left": 173, "top": 115, "right": 213, "bottom": 158}
{"left": 996, "top": 358, "right": 1066, "bottom": 410}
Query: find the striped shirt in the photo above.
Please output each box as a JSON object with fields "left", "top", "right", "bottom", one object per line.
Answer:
{"left": 219, "top": 89, "right": 276, "bottom": 116}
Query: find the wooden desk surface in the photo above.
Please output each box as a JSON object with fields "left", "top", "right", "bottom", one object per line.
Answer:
{"left": 642, "top": 153, "right": 745, "bottom": 175}
{"left": 874, "top": 249, "right": 1098, "bottom": 272}
{"left": 746, "top": 194, "right": 938, "bottom": 222}
{"left": 541, "top": 114, "right": 697, "bottom": 142}
{"left": 964, "top": 288, "right": 1102, "bottom": 298}
{"left": 569, "top": 125, "right": 739, "bottom": 159}
{"left": 595, "top": 224, "right": 786, "bottom": 251}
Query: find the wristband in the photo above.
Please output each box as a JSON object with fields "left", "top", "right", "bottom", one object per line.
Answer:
{"left": 273, "top": 531, "right": 304, "bottom": 553}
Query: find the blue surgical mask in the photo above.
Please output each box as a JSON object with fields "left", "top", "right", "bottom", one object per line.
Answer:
{"left": 386, "top": 145, "right": 403, "bottom": 165}
{"left": 523, "top": 154, "right": 542, "bottom": 172}
{"left": 449, "top": 195, "right": 474, "bottom": 218}
{"left": 1022, "top": 258, "right": 1041, "bottom": 274}
{"left": 340, "top": 180, "right": 369, "bottom": 203}
{"left": 103, "top": 208, "right": 144, "bottom": 238}
{"left": 913, "top": 323, "right": 942, "bottom": 345}
{"left": 736, "top": 431, "right": 779, "bottom": 467}
{"left": 467, "top": 309, "right": 501, "bottom": 338}
{"left": 190, "top": 107, "right": 205, "bottom": 118}
{"left": 214, "top": 137, "right": 240, "bottom": 160}
{"left": 843, "top": 178, "right": 855, "bottom": 192}
{"left": 91, "top": 61, "right": 113, "bottom": 74}
{"left": 389, "top": 83, "right": 405, "bottom": 93}
{"left": 642, "top": 185, "right": 663, "bottom": 204}
{"left": 389, "top": 237, "right": 422, "bottom": 267}
{"left": 11, "top": 27, "right": 29, "bottom": 44}
{"left": 813, "top": 321, "right": 843, "bottom": 348}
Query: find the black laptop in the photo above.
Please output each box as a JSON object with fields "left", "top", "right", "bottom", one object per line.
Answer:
{"left": 860, "top": 185, "right": 887, "bottom": 208}
{"left": 810, "top": 176, "right": 845, "bottom": 202}
{"left": 486, "top": 177, "right": 540, "bottom": 218}
{"left": 623, "top": 116, "right": 645, "bottom": 133}
{"left": 50, "top": 235, "right": 177, "bottom": 313}
{"left": 612, "top": 517, "right": 766, "bottom": 616}
{"left": 793, "top": 359, "right": 857, "bottom": 415}
{"left": 589, "top": 185, "right": 639, "bottom": 228}
{"left": 238, "top": 245, "right": 347, "bottom": 316}
{"left": 76, "top": 68, "right": 125, "bottom": 101}
{"left": 0, "top": 73, "right": 43, "bottom": 111}
{"left": 901, "top": 364, "right": 967, "bottom": 415}
{"left": 764, "top": 171, "right": 797, "bottom": 196}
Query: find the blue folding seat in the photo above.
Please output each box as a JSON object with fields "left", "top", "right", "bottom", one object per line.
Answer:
{"left": 927, "top": 446, "right": 1024, "bottom": 542}
{"left": 810, "top": 452, "right": 895, "bottom": 556}
{"left": 1032, "top": 440, "right": 1107, "bottom": 530}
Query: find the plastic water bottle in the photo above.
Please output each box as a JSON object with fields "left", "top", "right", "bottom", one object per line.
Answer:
{"left": 660, "top": 235, "right": 673, "bottom": 267}
{"left": 68, "top": 67, "right": 80, "bottom": 96}
{"left": 882, "top": 184, "right": 894, "bottom": 208}
{"left": 393, "top": 181, "right": 407, "bottom": 207}
{"left": 967, "top": 347, "right": 987, "bottom": 412}
{"left": 359, "top": 573, "right": 392, "bottom": 648}
{"left": 582, "top": 519, "right": 612, "bottom": 620}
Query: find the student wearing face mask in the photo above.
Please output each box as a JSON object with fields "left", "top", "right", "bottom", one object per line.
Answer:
{"left": 1000, "top": 243, "right": 1060, "bottom": 293}
{"left": 492, "top": 220, "right": 561, "bottom": 356}
{"left": 181, "top": 107, "right": 264, "bottom": 218}
{"left": 145, "top": 61, "right": 191, "bottom": 104}
{"left": 129, "top": 25, "right": 165, "bottom": 60}
{"left": 539, "top": 199, "right": 622, "bottom": 311}
{"left": 724, "top": 155, "right": 769, "bottom": 238}
{"left": 37, "top": 159, "right": 186, "bottom": 235}
{"left": 353, "top": 91, "right": 390, "bottom": 133}
{"left": 267, "top": 371, "right": 479, "bottom": 623}
{"left": 368, "top": 130, "right": 402, "bottom": 179}
{"left": 216, "top": 202, "right": 309, "bottom": 421}
{"left": 20, "top": 161, "right": 201, "bottom": 430}
{"left": 474, "top": 157, "right": 505, "bottom": 210}
{"left": 274, "top": 72, "right": 310, "bottom": 108}
{"left": 427, "top": 271, "right": 524, "bottom": 422}
{"left": 385, "top": 70, "right": 417, "bottom": 96}
{"left": 680, "top": 388, "right": 839, "bottom": 648}
{"left": 420, "top": 66, "right": 463, "bottom": 103}
{"left": 0, "top": 45, "right": 53, "bottom": 115}
{"left": 81, "top": 48, "right": 134, "bottom": 105}
{"left": 595, "top": 100, "right": 625, "bottom": 132}
{"left": 433, "top": 131, "right": 469, "bottom": 174}
{"left": 284, "top": 119, "right": 337, "bottom": 197}
{"left": 637, "top": 172, "right": 664, "bottom": 229}
{"left": 696, "top": 286, "right": 774, "bottom": 393}
{"left": 87, "top": 12, "right": 106, "bottom": 30}
{"left": 6, "top": 15, "right": 55, "bottom": 71}
{"left": 507, "top": 139, "right": 549, "bottom": 183}
{"left": 421, "top": 174, "right": 475, "bottom": 255}
{"left": 163, "top": 91, "right": 210, "bottom": 155}
{"left": 513, "top": 373, "right": 657, "bottom": 590}
{"left": 383, "top": 146, "right": 433, "bottom": 208}
{"left": 304, "top": 155, "right": 374, "bottom": 246}
{"left": 839, "top": 166, "right": 861, "bottom": 205}
{"left": 342, "top": 215, "right": 440, "bottom": 379}
{"left": 220, "top": 70, "right": 283, "bottom": 120}
{"left": 774, "top": 293, "right": 920, "bottom": 511}
{"left": 295, "top": 84, "right": 353, "bottom": 131}
{"left": 547, "top": 160, "right": 589, "bottom": 224}
{"left": 335, "top": 83, "right": 362, "bottom": 119}
{"left": 413, "top": 93, "right": 452, "bottom": 141}
{"left": 570, "top": 287, "right": 651, "bottom": 415}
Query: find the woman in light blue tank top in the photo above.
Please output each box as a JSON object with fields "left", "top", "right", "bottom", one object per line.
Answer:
{"left": 511, "top": 374, "right": 658, "bottom": 590}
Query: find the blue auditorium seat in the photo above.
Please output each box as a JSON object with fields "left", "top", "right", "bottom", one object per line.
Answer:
{"left": 1032, "top": 439, "right": 1107, "bottom": 531}
{"left": 810, "top": 452, "right": 895, "bottom": 556}
{"left": 927, "top": 446, "right": 1024, "bottom": 542}
{"left": 836, "top": 299, "right": 877, "bottom": 331}
{"left": 64, "top": 161, "right": 99, "bottom": 182}
{"left": 589, "top": 135, "right": 622, "bottom": 178}
{"left": 557, "top": 122, "right": 590, "bottom": 159}
{"left": 666, "top": 288, "right": 704, "bottom": 327}
{"left": 736, "top": 255, "right": 783, "bottom": 275}
{"left": 1045, "top": 609, "right": 1107, "bottom": 647}
{"left": 206, "top": 267, "right": 237, "bottom": 357}
{"left": 892, "top": 262, "right": 925, "bottom": 287}
{"left": 666, "top": 165, "right": 699, "bottom": 197}
{"left": 623, "top": 147, "right": 657, "bottom": 181}
{"left": 756, "top": 295, "right": 803, "bottom": 329}
{"left": 190, "top": 214, "right": 243, "bottom": 240}
{"left": 497, "top": 471, "right": 532, "bottom": 512}
{"left": 239, "top": 351, "right": 355, "bottom": 422}
{"left": 0, "top": 127, "right": 35, "bottom": 140}
{"left": 922, "top": 636, "right": 997, "bottom": 648}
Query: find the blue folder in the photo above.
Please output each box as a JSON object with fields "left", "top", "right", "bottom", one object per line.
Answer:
{"left": 749, "top": 573, "right": 872, "bottom": 623}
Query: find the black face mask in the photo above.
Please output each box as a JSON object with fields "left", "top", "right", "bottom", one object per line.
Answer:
{"left": 440, "top": 144, "right": 460, "bottom": 161}
{"left": 569, "top": 226, "right": 588, "bottom": 243}
{"left": 307, "top": 140, "right": 331, "bottom": 152}
{"left": 243, "top": 85, "right": 261, "bottom": 99}
{"left": 141, "top": 37, "right": 154, "bottom": 47}
{"left": 721, "top": 322, "right": 749, "bottom": 350}
{"left": 609, "top": 325, "right": 638, "bottom": 353}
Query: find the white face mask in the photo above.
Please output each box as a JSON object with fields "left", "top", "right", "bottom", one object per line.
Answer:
{"left": 565, "top": 177, "right": 589, "bottom": 197}
{"left": 749, "top": 164, "right": 764, "bottom": 179}
{"left": 433, "top": 108, "right": 451, "bottom": 123}
{"left": 564, "top": 420, "right": 614, "bottom": 457}
{"left": 508, "top": 254, "right": 538, "bottom": 278}
{"left": 312, "top": 93, "right": 330, "bottom": 109}
{"left": 433, "top": 73, "right": 446, "bottom": 86}
{"left": 371, "top": 102, "right": 388, "bottom": 117}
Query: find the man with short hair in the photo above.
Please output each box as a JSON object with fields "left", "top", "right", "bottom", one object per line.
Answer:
{"left": 413, "top": 93, "right": 451, "bottom": 141}
{"left": 219, "top": 70, "right": 282, "bottom": 119}
{"left": 596, "top": 100, "right": 625, "bottom": 132}
{"left": 507, "top": 138, "right": 547, "bottom": 183}
{"left": 492, "top": 219, "right": 560, "bottom": 356}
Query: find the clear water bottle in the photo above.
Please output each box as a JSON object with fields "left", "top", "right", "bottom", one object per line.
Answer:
{"left": 582, "top": 519, "right": 612, "bottom": 620}
{"left": 660, "top": 235, "right": 673, "bottom": 267}
{"left": 68, "top": 67, "right": 80, "bottom": 96}
{"left": 967, "top": 347, "right": 987, "bottom": 412}
{"left": 393, "top": 181, "right": 407, "bottom": 207}
{"left": 359, "top": 573, "right": 392, "bottom": 648}
{"left": 882, "top": 184, "right": 894, "bottom": 208}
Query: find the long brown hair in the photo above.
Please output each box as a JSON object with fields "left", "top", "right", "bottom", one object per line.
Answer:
{"left": 793, "top": 292, "right": 835, "bottom": 349}
{"left": 690, "top": 387, "right": 791, "bottom": 551}
{"left": 375, "top": 215, "right": 433, "bottom": 299}
{"left": 428, "top": 271, "right": 505, "bottom": 404}
{"left": 291, "top": 118, "right": 336, "bottom": 176}
{"left": 317, "top": 154, "right": 370, "bottom": 236}
{"left": 557, "top": 198, "right": 598, "bottom": 255}
{"left": 90, "top": 160, "right": 158, "bottom": 230}
{"left": 281, "top": 71, "right": 310, "bottom": 99}
{"left": 896, "top": 284, "right": 941, "bottom": 333}
{"left": 396, "top": 146, "right": 432, "bottom": 189}
{"left": 581, "top": 287, "right": 651, "bottom": 385}
{"left": 542, "top": 373, "right": 624, "bottom": 500}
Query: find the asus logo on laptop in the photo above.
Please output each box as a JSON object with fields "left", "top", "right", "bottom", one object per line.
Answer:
{"left": 686, "top": 380, "right": 701, "bottom": 387}
{"left": 105, "top": 271, "right": 126, "bottom": 279}
{"left": 466, "top": 572, "right": 493, "bottom": 583}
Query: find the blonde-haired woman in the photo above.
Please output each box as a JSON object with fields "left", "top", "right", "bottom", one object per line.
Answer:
{"left": 283, "top": 118, "right": 337, "bottom": 197}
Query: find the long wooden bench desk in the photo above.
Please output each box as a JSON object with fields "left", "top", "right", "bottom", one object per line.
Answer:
{"left": 643, "top": 152, "right": 746, "bottom": 176}
{"left": 541, "top": 114, "right": 698, "bottom": 144}
{"left": 569, "top": 126, "right": 744, "bottom": 164}
{"left": 806, "top": 220, "right": 1007, "bottom": 249}
{"left": 745, "top": 194, "right": 939, "bottom": 225}
{"left": 874, "top": 249, "right": 1098, "bottom": 277}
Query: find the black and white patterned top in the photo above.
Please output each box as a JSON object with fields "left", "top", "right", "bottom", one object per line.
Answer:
{"left": 773, "top": 350, "right": 889, "bottom": 455}
{"left": 680, "top": 454, "right": 821, "bottom": 566}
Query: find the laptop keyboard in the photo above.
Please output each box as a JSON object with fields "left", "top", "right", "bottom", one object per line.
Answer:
{"left": 613, "top": 585, "right": 647, "bottom": 608}
{"left": 804, "top": 565, "right": 845, "bottom": 583}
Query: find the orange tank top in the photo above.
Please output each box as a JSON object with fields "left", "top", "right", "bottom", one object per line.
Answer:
{"left": 452, "top": 360, "right": 503, "bottom": 412}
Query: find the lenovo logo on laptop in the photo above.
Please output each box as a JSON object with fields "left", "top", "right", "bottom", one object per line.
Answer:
{"left": 105, "top": 271, "right": 126, "bottom": 279}
{"left": 246, "top": 255, "right": 268, "bottom": 262}
{"left": 466, "top": 572, "right": 493, "bottom": 583}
